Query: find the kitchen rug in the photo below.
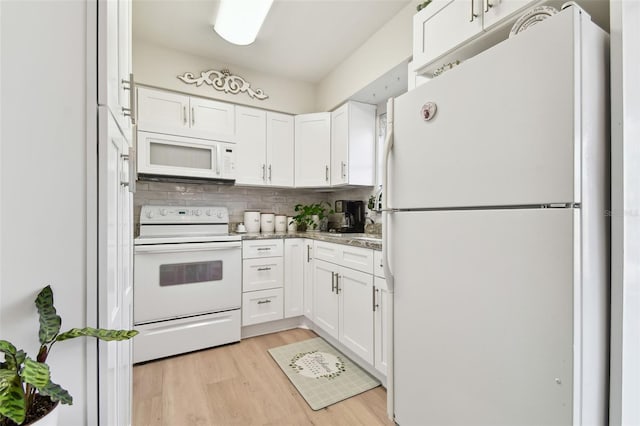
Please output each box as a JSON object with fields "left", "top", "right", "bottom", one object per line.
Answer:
{"left": 268, "top": 337, "right": 380, "bottom": 410}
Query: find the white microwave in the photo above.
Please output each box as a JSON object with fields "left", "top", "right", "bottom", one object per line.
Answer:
{"left": 137, "top": 131, "right": 236, "bottom": 182}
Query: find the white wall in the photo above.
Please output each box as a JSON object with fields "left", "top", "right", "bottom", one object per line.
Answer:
{"left": 609, "top": 0, "right": 640, "bottom": 424}
{"left": 315, "top": 2, "right": 416, "bottom": 112}
{"left": 0, "top": 1, "right": 88, "bottom": 425}
{"left": 133, "top": 39, "right": 317, "bottom": 114}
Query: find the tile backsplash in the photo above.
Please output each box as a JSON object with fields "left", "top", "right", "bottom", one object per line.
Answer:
{"left": 134, "top": 181, "right": 379, "bottom": 235}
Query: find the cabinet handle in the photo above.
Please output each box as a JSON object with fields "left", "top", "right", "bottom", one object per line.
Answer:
{"left": 331, "top": 272, "right": 336, "bottom": 293}
{"left": 341, "top": 161, "right": 346, "bottom": 179}
{"left": 183, "top": 106, "right": 187, "bottom": 125}
{"left": 257, "top": 299, "right": 272, "bottom": 305}
{"left": 336, "top": 274, "right": 341, "bottom": 294}
{"left": 121, "top": 73, "right": 136, "bottom": 125}
{"left": 470, "top": 0, "right": 479, "bottom": 22}
{"left": 257, "top": 267, "right": 272, "bottom": 271}
{"left": 120, "top": 153, "right": 130, "bottom": 187}
{"left": 262, "top": 164, "right": 266, "bottom": 182}
{"left": 373, "top": 287, "right": 380, "bottom": 312}
{"left": 191, "top": 107, "right": 195, "bottom": 126}
{"left": 268, "top": 164, "right": 272, "bottom": 182}
{"left": 325, "top": 165, "right": 329, "bottom": 182}
{"left": 307, "top": 245, "right": 311, "bottom": 262}
{"left": 128, "top": 146, "right": 136, "bottom": 194}
{"left": 257, "top": 247, "right": 271, "bottom": 251}
{"left": 484, "top": 0, "right": 493, "bottom": 12}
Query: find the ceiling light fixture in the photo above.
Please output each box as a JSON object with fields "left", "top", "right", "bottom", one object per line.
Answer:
{"left": 214, "top": 0, "right": 274, "bottom": 46}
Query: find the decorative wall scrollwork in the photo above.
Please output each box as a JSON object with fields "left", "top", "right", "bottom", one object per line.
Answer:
{"left": 177, "top": 69, "right": 269, "bottom": 100}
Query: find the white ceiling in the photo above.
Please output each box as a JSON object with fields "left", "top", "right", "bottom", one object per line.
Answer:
{"left": 133, "top": 0, "right": 411, "bottom": 84}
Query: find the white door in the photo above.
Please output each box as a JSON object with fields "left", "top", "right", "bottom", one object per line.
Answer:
{"left": 394, "top": 11, "right": 577, "bottom": 209}
{"left": 136, "top": 87, "right": 189, "bottom": 135}
{"left": 313, "top": 259, "right": 339, "bottom": 339}
{"left": 267, "top": 112, "right": 294, "bottom": 187}
{"left": 483, "top": 0, "right": 533, "bottom": 29}
{"left": 391, "top": 208, "right": 574, "bottom": 425}
{"left": 294, "top": 112, "right": 331, "bottom": 187}
{"left": 189, "top": 97, "right": 236, "bottom": 142}
{"left": 284, "top": 239, "right": 304, "bottom": 318}
{"left": 235, "top": 106, "right": 266, "bottom": 185}
{"left": 98, "top": 107, "right": 133, "bottom": 426}
{"left": 98, "top": 0, "right": 132, "bottom": 137}
{"left": 331, "top": 103, "right": 348, "bottom": 186}
{"left": 338, "top": 267, "right": 374, "bottom": 363}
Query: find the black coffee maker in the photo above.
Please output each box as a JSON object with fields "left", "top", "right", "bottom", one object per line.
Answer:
{"left": 334, "top": 200, "right": 365, "bottom": 233}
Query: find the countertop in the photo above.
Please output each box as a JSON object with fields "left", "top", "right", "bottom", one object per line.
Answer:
{"left": 231, "top": 231, "right": 382, "bottom": 250}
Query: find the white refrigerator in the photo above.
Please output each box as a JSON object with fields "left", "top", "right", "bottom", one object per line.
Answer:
{"left": 383, "top": 6, "right": 609, "bottom": 425}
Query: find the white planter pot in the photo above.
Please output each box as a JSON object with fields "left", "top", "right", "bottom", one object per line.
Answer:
{"left": 29, "top": 403, "right": 59, "bottom": 426}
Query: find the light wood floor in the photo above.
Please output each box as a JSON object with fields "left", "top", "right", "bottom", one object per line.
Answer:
{"left": 133, "top": 328, "right": 394, "bottom": 426}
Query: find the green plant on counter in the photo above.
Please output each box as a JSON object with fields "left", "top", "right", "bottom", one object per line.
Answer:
{"left": 0, "top": 285, "right": 138, "bottom": 426}
{"left": 417, "top": 0, "right": 432, "bottom": 12}
{"left": 290, "top": 202, "right": 334, "bottom": 231}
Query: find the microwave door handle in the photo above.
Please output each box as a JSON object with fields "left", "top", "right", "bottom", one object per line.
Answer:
{"left": 216, "top": 145, "right": 222, "bottom": 176}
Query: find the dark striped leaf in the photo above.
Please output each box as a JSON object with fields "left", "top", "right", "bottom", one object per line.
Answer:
{"left": 39, "top": 380, "right": 72, "bottom": 405}
{"left": 35, "top": 285, "right": 62, "bottom": 345}
{"left": 0, "top": 341, "right": 17, "bottom": 370}
{"left": 22, "top": 357, "right": 50, "bottom": 389}
{"left": 56, "top": 327, "right": 138, "bottom": 342}
{"left": 0, "top": 369, "right": 16, "bottom": 392}
{"left": 0, "top": 375, "right": 26, "bottom": 424}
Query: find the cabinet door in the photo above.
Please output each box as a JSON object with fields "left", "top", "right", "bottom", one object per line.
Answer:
{"left": 331, "top": 103, "right": 349, "bottom": 186}
{"left": 483, "top": 0, "right": 533, "bottom": 29}
{"left": 413, "top": 0, "right": 483, "bottom": 68}
{"left": 338, "top": 267, "right": 374, "bottom": 364}
{"left": 136, "top": 87, "right": 189, "bottom": 135}
{"left": 284, "top": 239, "right": 304, "bottom": 318}
{"left": 190, "top": 97, "right": 236, "bottom": 142}
{"left": 267, "top": 112, "right": 295, "bottom": 187}
{"left": 374, "top": 276, "right": 390, "bottom": 375}
{"left": 295, "top": 113, "right": 331, "bottom": 187}
{"left": 98, "top": 0, "right": 132, "bottom": 140}
{"left": 235, "top": 106, "right": 267, "bottom": 185}
{"left": 313, "top": 260, "right": 339, "bottom": 339}
{"left": 303, "top": 239, "right": 314, "bottom": 320}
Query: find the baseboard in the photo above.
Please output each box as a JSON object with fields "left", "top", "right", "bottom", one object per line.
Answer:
{"left": 241, "top": 316, "right": 305, "bottom": 339}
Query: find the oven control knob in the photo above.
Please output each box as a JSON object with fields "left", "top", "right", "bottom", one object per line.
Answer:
{"left": 216, "top": 211, "right": 223, "bottom": 218}
{"left": 195, "top": 209, "right": 202, "bottom": 216}
{"left": 160, "top": 208, "right": 168, "bottom": 216}
{"left": 206, "top": 209, "right": 213, "bottom": 216}
{"left": 146, "top": 211, "right": 154, "bottom": 219}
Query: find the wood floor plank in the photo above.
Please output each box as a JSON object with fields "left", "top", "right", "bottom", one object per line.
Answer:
{"left": 133, "top": 328, "right": 394, "bottom": 426}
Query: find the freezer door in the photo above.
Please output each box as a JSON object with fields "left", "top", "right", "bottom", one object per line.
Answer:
{"left": 392, "top": 10, "right": 580, "bottom": 209}
{"left": 392, "top": 208, "right": 575, "bottom": 425}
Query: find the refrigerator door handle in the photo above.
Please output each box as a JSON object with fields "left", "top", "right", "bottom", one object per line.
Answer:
{"left": 382, "top": 98, "right": 395, "bottom": 292}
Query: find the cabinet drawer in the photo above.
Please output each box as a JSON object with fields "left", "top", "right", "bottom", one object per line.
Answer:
{"left": 374, "top": 250, "right": 384, "bottom": 278}
{"left": 243, "top": 239, "right": 283, "bottom": 259}
{"left": 341, "top": 245, "right": 374, "bottom": 274}
{"left": 243, "top": 257, "right": 283, "bottom": 292}
{"left": 242, "top": 288, "right": 284, "bottom": 326}
{"left": 314, "top": 241, "right": 341, "bottom": 263}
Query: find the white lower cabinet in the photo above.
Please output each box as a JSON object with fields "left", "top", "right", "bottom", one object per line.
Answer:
{"left": 242, "top": 239, "right": 284, "bottom": 326}
{"left": 374, "top": 275, "right": 390, "bottom": 375}
{"left": 313, "top": 257, "right": 374, "bottom": 364}
{"left": 284, "top": 239, "right": 304, "bottom": 318}
{"left": 242, "top": 288, "right": 284, "bottom": 326}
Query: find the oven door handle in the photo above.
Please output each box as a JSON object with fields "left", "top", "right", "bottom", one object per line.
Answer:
{"left": 134, "top": 241, "right": 241, "bottom": 254}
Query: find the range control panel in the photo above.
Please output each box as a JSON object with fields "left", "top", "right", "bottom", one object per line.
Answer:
{"left": 139, "top": 205, "right": 229, "bottom": 224}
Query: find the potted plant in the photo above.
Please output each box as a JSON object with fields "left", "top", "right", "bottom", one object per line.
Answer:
{"left": 0, "top": 286, "right": 138, "bottom": 426}
{"left": 290, "top": 202, "right": 333, "bottom": 231}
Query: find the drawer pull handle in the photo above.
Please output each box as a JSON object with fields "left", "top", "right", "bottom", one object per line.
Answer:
{"left": 257, "top": 247, "right": 271, "bottom": 251}
{"left": 257, "top": 299, "right": 272, "bottom": 304}
{"left": 257, "top": 267, "right": 272, "bottom": 271}
{"left": 331, "top": 272, "right": 336, "bottom": 293}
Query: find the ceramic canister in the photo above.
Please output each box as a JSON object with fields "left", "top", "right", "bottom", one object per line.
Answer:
{"left": 275, "top": 215, "right": 287, "bottom": 232}
{"left": 244, "top": 210, "right": 261, "bottom": 233}
{"left": 260, "top": 213, "right": 275, "bottom": 233}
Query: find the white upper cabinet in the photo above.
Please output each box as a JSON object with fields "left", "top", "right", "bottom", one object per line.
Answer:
{"left": 137, "top": 87, "right": 235, "bottom": 142}
{"left": 330, "top": 101, "right": 376, "bottom": 187}
{"left": 295, "top": 113, "right": 331, "bottom": 187}
{"left": 98, "top": 0, "right": 133, "bottom": 140}
{"left": 267, "top": 112, "right": 295, "bottom": 187}
{"left": 235, "top": 106, "right": 267, "bottom": 185}
{"left": 235, "top": 107, "right": 294, "bottom": 186}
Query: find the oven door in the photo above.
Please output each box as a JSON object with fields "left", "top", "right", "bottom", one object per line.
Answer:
{"left": 134, "top": 241, "right": 241, "bottom": 323}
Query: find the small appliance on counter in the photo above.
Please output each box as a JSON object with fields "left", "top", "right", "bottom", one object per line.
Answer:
{"left": 332, "top": 200, "right": 365, "bottom": 233}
